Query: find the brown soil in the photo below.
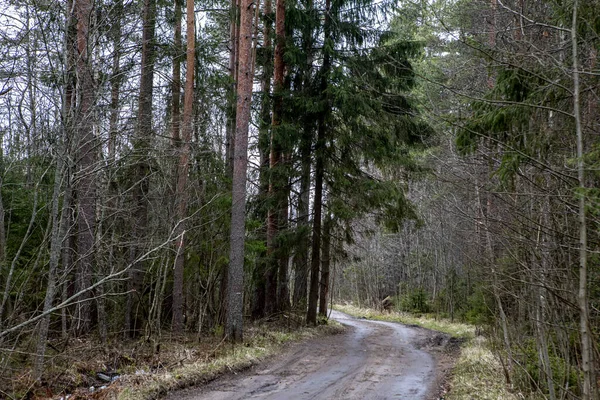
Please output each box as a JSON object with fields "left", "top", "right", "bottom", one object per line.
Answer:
{"left": 166, "top": 310, "right": 460, "bottom": 400}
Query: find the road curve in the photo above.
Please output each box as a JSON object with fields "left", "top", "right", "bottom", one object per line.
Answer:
{"left": 167, "top": 310, "right": 439, "bottom": 400}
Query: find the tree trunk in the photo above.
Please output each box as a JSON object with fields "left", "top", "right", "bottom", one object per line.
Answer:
{"left": 108, "top": 0, "right": 122, "bottom": 159}
{"left": 292, "top": 137, "right": 310, "bottom": 308}
{"left": 225, "top": 0, "right": 254, "bottom": 342}
{"left": 60, "top": 0, "right": 77, "bottom": 339}
{"left": 172, "top": 0, "right": 195, "bottom": 335}
{"left": 292, "top": 3, "right": 314, "bottom": 309}
{"left": 219, "top": 0, "right": 241, "bottom": 328}
{"left": 34, "top": 141, "right": 67, "bottom": 380}
{"left": 0, "top": 145, "right": 5, "bottom": 271}
{"left": 306, "top": 0, "right": 330, "bottom": 326}
{"left": 572, "top": 3, "right": 596, "bottom": 397}
{"left": 251, "top": 0, "right": 273, "bottom": 320}
{"left": 225, "top": 0, "right": 240, "bottom": 177}
{"left": 265, "top": 0, "right": 286, "bottom": 315}
{"left": 171, "top": 0, "right": 182, "bottom": 145}
{"left": 74, "top": 0, "right": 96, "bottom": 336}
{"left": 125, "top": 0, "right": 156, "bottom": 337}
{"left": 318, "top": 211, "right": 331, "bottom": 317}
{"left": 276, "top": 158, "right": 289, "bottom": 311}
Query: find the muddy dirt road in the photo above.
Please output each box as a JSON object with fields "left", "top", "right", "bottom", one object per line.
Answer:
{"left": 168, "top": 310, "right": 448, "bottom": 400}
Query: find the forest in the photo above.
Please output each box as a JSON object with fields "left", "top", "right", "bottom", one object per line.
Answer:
{"left": 0, "top": 0, "right": 598, "bottom": 398}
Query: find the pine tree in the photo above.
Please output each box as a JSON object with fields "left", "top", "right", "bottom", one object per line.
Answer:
{"left": 226, "top": 0, "right": 255, "bottom": 342}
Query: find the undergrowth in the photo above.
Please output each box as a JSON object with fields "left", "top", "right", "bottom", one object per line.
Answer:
{"left": 3, "top": 319, "right": 343, "bottom": 399}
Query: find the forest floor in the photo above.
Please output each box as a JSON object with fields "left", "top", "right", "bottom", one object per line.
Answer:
{"left": 5, "top": 317, "right": 343, "bottom": 400}
{"left": 162, "top": 309, "right": 458, "bottom": 400}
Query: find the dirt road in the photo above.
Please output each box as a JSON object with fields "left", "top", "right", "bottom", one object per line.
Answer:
{"left": 168, "top": 310, "right": 449, "bottom": 400}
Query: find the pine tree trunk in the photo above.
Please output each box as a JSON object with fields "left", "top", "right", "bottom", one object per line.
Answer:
{"left": 225, "top": 0, "right": 254, "bottom": 342}
{"left": 172, "top": 0, "right": 195, "bottom": 335}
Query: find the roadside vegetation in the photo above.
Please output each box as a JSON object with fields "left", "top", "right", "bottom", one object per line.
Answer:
{"left": 333, "top": 303, "right": 475, "bottom": 339}
{"left": 5, "top": 318, "right": 343, "bottom": 399}
{"left": 333, "top": 303, "right": 519, "bottom": 400}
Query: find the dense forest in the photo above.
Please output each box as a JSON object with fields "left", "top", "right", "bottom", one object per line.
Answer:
{"left": 0, "top": 0, "right": 598, "bottom": 398}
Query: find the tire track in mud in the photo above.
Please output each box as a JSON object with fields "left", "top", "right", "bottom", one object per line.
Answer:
{"left": 167, "top": 310, "right": 446, "bottom": 400}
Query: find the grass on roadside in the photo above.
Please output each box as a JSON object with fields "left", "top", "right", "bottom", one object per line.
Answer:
{"left": 446, "top": 336, "right": 521, "bottom": 400}
{"left": 333, "top": 303, "right": 475, "bottom": 339}
{"left": 333, "top": 303, "right": 520, "bottom": 400}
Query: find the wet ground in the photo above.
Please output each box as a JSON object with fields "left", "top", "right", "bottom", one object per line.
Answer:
{"left": 167, "top": 310, "right": 453, "bottom": 400}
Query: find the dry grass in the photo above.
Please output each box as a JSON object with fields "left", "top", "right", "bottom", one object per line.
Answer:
{"left": 333, "top": 303, "right": 475, "bottom": 338}
{"left": 446, "top": 336, "right": 522, "bottom": 400}
{"left": 1, "top": 319, "right": 344, "bottom": 399}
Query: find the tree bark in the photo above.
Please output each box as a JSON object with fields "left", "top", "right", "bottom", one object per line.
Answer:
{"left": 251, "top": 0, "right": 273, "bottom": 320}
{"left": 34, "top": 142, "right": 67, "bottom": 380}
{"left": 276, "top": 161, "right": 289, "bottom": 311}
{"left": 292, "top": 2, "right": 314, "bottom": 308}
{"left": 318, "top": 211, "right": 331, "bottom": 317}
{"left": 292, "top": 138, "right": 310, "bottom": 308}
{"left": 272, "top": 0, "right": 289, "bottom": 312}
{"left": 219, "top": 0, "right": 241, "bottom": 328}
{"left": 225, "top": 0, "right": 254, "bottom": 342}
{"left": 572, "top": 3, "right": 595, "bottom": 397}
{"left": 74, "top": 0, "right": 96, "bottom": 336}
{"left": 0, "top": 143, "right": 5, "bottom": 271}
{"left": 225, "top": 0, "right": 240, "bottom": 177}
{"left": 306, "top": 0, "right": 331, "bottom": 326}
{"left": 108, "top": 0, "right": 122, "bottom": 159}
{"left": 171, "top": 0, "right": 182, "bottom": 145}
{"left": 172, "top": 0, "right": 195, "bottom": 335}
{"left": 125, "top": 0, "right": 156, "bottom": 337}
